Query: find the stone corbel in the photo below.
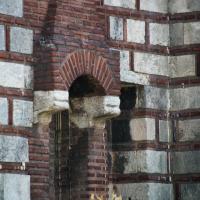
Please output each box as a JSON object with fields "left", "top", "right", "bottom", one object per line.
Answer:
{"left": 34, "top": 90, "right": 69, "bottom": 124}
{"left": 70, "top": 96, "right": 120, "bottom": 128}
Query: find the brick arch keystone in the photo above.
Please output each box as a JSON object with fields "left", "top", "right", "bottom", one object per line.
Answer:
{"left": 59, "top": 50, "right": 120, "bottom": 95}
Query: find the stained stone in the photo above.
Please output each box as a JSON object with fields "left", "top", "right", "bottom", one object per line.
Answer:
{"left": 140, "top": 0, "right": 168, "bottom": 13}
{"left": 0, "top": 0, "right": 23, "bottom": 17}
{"left": 0, "top": 98, "right": 8, "bottom": 125}
{"left": 170, "top": 23, "right": 184, "bottom": 46}
{"left": 0, "top": 25, "right": 5, "bottom": 51}
{"left": 0, "top": 135, "right": 29, "bottom": 162}
{"left": 104, "top": 0, "right": 136, "bottom": 9}
{"left": 181, "top": 184, "right": 200, "bottom": 200}
{"left": 184, "top": 22, "right": 200, "bottom": 45}
{"left": 109, "top": 16, "right": 123, "bottom": 40}
{"left": 159, "top": 120, "right": 172, "bottom": 142}
{"left": 10, "top": 27, "right": 33, "bottom": 54}
{"left": 13, "top": 100, "right": 33, "bottom": 127}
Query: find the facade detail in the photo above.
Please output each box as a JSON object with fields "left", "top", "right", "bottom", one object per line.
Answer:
{"left": 0, "top": 0, "right": 200, "bottom": 200}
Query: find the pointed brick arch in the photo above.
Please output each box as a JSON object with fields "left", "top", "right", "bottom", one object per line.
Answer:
{"left": 59, "top": 50, "right": 120, "bottom": 95}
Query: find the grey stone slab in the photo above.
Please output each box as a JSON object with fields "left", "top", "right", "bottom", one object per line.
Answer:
{"left": 10, "top": 27, "right": 33, "bottom": 54}
{"left": 159, "top": 120, "right": 172, "bottom": 142}
{"left": 104, "top": 0, "right": 136, "bottom": 9}
{"left": 0, "top": 98, "right": 8, "bottom": 125}
{"left": 113, "top": 183, "right": 173, "bottom": 200}
{"left": 127, "top": 19, "right": 145, "bottom": 43}
{"left": 13, "top": 100, "right": 33, "bottom": 127}
{"left": 169, "top": 0, "right": 200, "bottom": 14}
{"left": 140, "top": 0, "right": 168, "bottom": 13}
{"left": 0, "top": 0, "right": 23, "bottom": 17}
{"left": 181, "top": 184, "right": 200, "bottom": 200}
{"left": 170, "top": 23, "right": 184, "bottom": 46}
{"left": 150, "top": 23, "right": 169, "bottom": 46}
{"left": 130, "top": 118, "right": 156, "bottom": 141}
{"left": 184, "top": 22, "right": 200, "bottom": 45}
{"left": 0, "top": 135, "right": 29, "bottom": 162}
{"left": 120, "top": 50, "right": 130, "bottom": 71}
{"left": 177, "top": 119, "right": 200, "bottom": 142}
{"left": 0, "top": 174, "right": 30, "bottom": 200}
{"left": 172, "top": 151, "right": 200, "bottom": 174}
{"left": 0, "top": 61, "right": 33, "bottom": 89}
{"left": 109, "top": 16, "right": 123, "bottom": 40}
{"left": 0, "top": 25, "right": 5, "bottom": 51}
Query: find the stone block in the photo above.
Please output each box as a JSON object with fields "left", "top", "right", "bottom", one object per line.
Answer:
{"left": 140, "top": 0, "right": 168, "bottom": 13}
{"left": 170, "top": 86, "right": 200, "bottom": 111}
{"left": 111, "top": 183, "right": 173, "bottom": 200}
{"left": 177, "top": 119, "right": 200, "bottom": 142}
{"left": 172, "top": 151, "right": 200, "bottom": 174}
{"left": 184, "top": 22, "right": 200, "bottom": 45}
{"left": 0, "top": 0, "right": 23, "bottom": 17}
{"left": 170, "top": 23, "right": 184, "bottom": 46}
{"left": 137, "top": 86, "right": 169, "bottom": 110}
{"left": 159, "top": 120, "right": 172, "bottom": 142}
{"left": 0, "top": 25, "right": 5, "bottom": 50}
{"left": 169, "top": 55, "right": 196, "bottom": 78}
{"left": 120, "top": 50, "right": 130, "bottom": 71}
{"left": 130, "top": 118, "right": 156, "bottom": 141}
{"left": 150, "top": 23, "right": 169, "bottom": 46}
{"left": 104, "top": 0, "right": 136, "bottom": 9}
{"left": 109, "top": 16, "right": 123, "bottom": 40}
{"left": 169, "top": 0, "right": 200, "bottom": 14}
{"left": 134, "top": 52, "right": 169, "bottom": 76}
{"left": 13, "top": 100, "right": 33, "bottom": 127}
{"left": 181, "top": 184, "right": 200, "bottom": 200}
{"left": 0, "top": 98, "right": 8, "bottom": 125}
{"left": 127, "top": 19, "right": 145, "bottom": 43}
{"left": 0, "top": 135, "right": 29, "bottom": 162}
{"left": 112, "top": 150, "right": 167, "bottom": 174}
{"left": 0, "top": 61, "right": 33, "bottom": 89}
{"left": 10, "top": 27, "right": 33, "bottom": 54}
{"left": 0, "top": 174, "right": 30, "bottom": 200}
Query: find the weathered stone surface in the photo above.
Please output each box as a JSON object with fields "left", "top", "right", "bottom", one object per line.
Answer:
{"left": 127, "top": 19, "right": 145, "bottom": 43}
{"left": 111, "top": 183, "right": 173, "bottom": 200}
{"left": 104, "top": 0, "right": 136, "bottom": 9}
{"left": 134, "top": 52, "right": 169, "bottom": 76}
{"left": 169, "top": 55, "right": 196, "bottom": 78}
{"left": 140, "top": 0, "right": 168, "bottom": 13}
{"left": 130, "top": 118, "right": 156, "bottom": 141}
{"left": 112, "top": 150, "right": 167, "bottom": 174}
{"left": 169, "top": 0, "right": 200, "bottom": 14}
{"left": 120, "top": 50, "right": 130, "bottom": 71}
{"left": 0, "top": 0, "right": 23, "bottom": 17}
{"left": 170, "top": 23, "right": 184, "bottom": 46}
{"left": 137, "top": 86, "right": 169, "bottom": 110}
{"left": 0, "top": 25, "right": 5, "bottom": 50}
{"left": 10, "top": 27, "right": 33, "bottom": 54}
{"left": 181, "top": 184, "right": 200, "bottom": 200}
{"left": 159, "top": 120, "right": 172, "bottom": 142}
{"left": 109, "top": 16, "right": 123, "bottom": 40}
{"left": 172, "top": 151, "right": 200, "bottom": 174}
{"left": 0, "top": 174, "right": 30, "bottom": 200}
{"left": 184, "top": 22, "right": 200, "bottom": 45}
{"left": 170, "top": 86, "right": 200, "bottom": 111}
{"left": 177, "top": 119, "right": 200, "bottom": 142}
{"left": 0, "top": 135, "right": 28, "bottom": 162}
{"left": 0, "top": 98, "right": 8, "bottom": 125}
{"left": 0, "top": 61, "right": 33, "bottom": 89}
{"left": 13, "top": 100, "right": 33, "bottom": 127}
{"left": 150, "top": 23, "right": 169, "bottom": 46}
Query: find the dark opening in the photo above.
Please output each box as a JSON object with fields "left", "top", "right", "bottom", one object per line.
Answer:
{"left": 69, "top": 75, "right": 106, "bottom": 98}
{"left": 120, "top": 87, "right": 136, "bottom": 110}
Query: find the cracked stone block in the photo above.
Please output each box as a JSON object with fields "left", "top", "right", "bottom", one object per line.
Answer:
{"left": 13, "top": 100, "right": 33, "bottom": 127}
{"left": 150, "top": 23, "right": 169, "bottom": 46}
{"left": 127, "top": 19, "right": 145, "bottom": 43}
{"left": 0, "top": 174, "right": 30, "bottom": 200}
{"left": 109, "top": 16, "right": 123, "bottom": 40}
{"left": 0, "top": 61, "right": 33, "bottom": 89}
{"left": 104, "top": 0, "right": 136, "bottom": 9}
{"left": 140, "top": 0, "right": 168, "bottom": 13}
{"left": 10, "top": 27, "right": 33, "bottom": 54}
{"left": 0, "top": 135, "right": 29, "bottom": 162}
{"left": 0, "top": 0, "right": 23, "bottom": 17}
{"left": 0, "top": 98, "right": 8, "bottom": 125}
{"left": 0, "top": 25, "right": 5, "bottom": 50}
